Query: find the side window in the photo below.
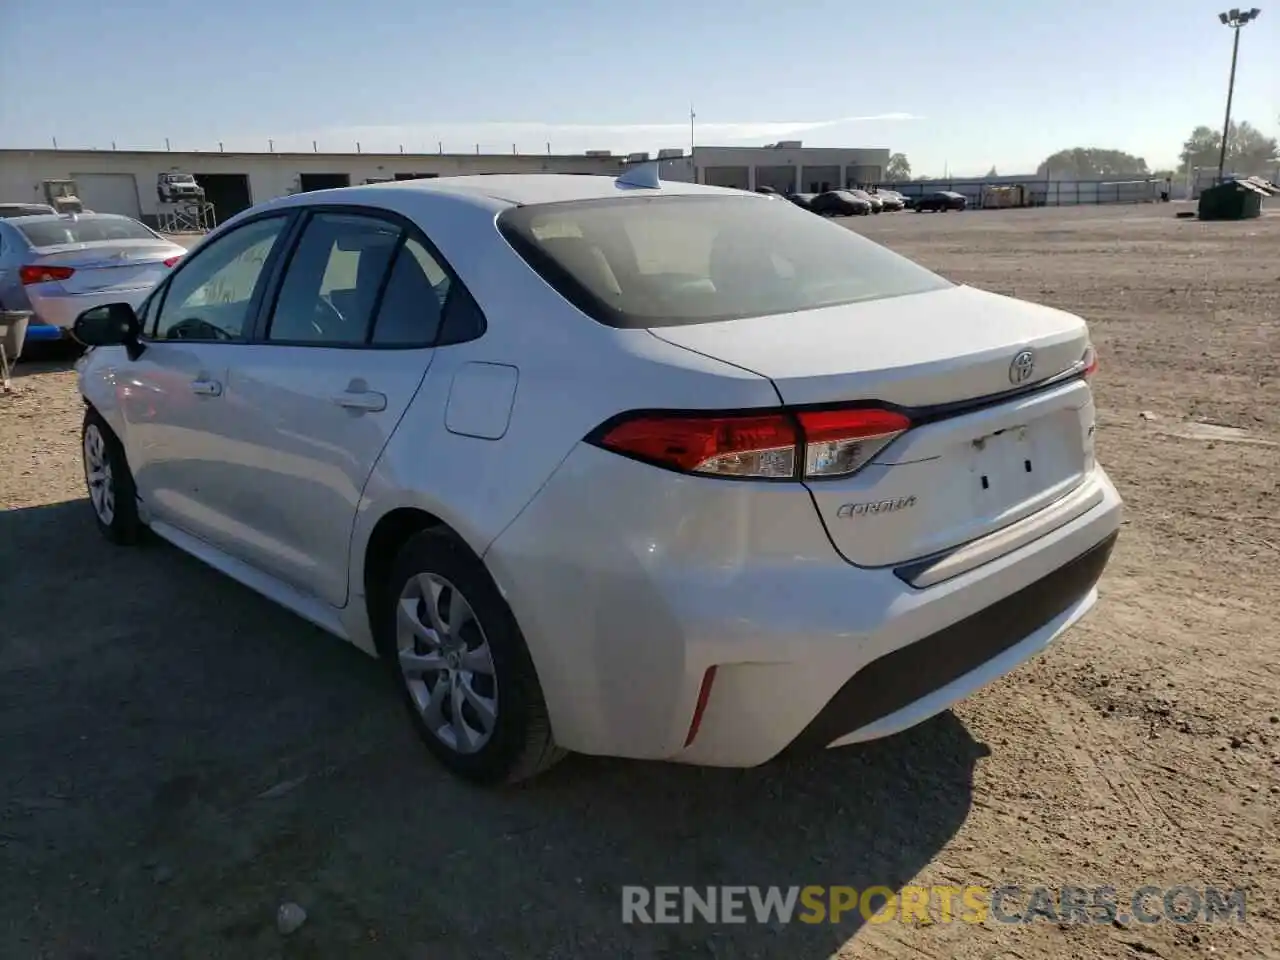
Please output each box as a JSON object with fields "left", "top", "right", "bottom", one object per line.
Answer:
{"left": 153, "top": 216, "right": 288, "bottom": 341}
{"left": 266, "top": 213, "right": 400, "bottom": 345}
{"left": 438, "top": 285, "right": 486, "bottom": 345}
{"left": 369, "top": 236, "right": 450, "bottom": 346}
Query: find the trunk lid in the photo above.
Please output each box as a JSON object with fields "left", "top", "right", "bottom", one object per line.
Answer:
{"left": 648, "top": 284, "right": 1088, "bottom": 408}
{"left": 32, "top": 240, "right": 178, "bottom": 294}
{"left": 650, "top": 284, "right": 1097, "bottom": 568}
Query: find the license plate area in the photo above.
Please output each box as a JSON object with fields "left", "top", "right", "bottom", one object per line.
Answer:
{"left": 966, "top": 415, "right": 1080, "bottom": 520}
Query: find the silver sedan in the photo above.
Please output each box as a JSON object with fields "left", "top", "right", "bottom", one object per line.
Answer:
{"left": 0, "top": 213, "right": 186, "bottom": 336}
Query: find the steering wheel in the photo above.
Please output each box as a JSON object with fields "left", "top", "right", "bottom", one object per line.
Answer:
{"left": 167, "top": 317, "right": 235, "bottom": 341}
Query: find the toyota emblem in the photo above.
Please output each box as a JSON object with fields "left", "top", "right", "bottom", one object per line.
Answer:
{"left": 1009, "top": 350, "right": 1035, "bottom": 385}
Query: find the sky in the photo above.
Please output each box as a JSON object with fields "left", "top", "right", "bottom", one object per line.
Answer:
{"left": 1, "top": 0, "right": 1275, "bottom": 176}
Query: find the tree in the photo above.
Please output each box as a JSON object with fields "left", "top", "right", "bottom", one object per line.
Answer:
{"left": 885, "top": 152, "right": 911, "bottom": 181}
{"left": 1180, "top": 120, "right": 1278, "bottom": 174}
{"left": 1180, "top": 125, "right": 1220, "bottom": 172}
{"left": 986, "top": 165, "right": 999, "bottom": 178}
{"left": 1035, "top": 148, "right": 1150, "bottom": 180}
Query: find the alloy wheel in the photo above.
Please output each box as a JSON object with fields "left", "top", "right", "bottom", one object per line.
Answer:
{"left": 83, "top": 423, "right": 115, "bottom": 526}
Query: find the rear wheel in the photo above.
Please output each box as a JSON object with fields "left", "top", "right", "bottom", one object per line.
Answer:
{"left": 82, "top": 407, "right": 141, "bottom": 544}
{"left": 381, "top": 530, "right": 565, "bottom": 784}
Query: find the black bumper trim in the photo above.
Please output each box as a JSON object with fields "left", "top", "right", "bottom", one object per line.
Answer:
{"left": 785, "top": 530, "right": 1118, "bottom": 754}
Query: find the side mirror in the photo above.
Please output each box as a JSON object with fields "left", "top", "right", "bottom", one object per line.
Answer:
{"left": 72, "top": 302, "right": 145, "bottom": 359}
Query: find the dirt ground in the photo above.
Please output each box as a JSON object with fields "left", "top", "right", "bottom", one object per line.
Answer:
{"left": 1, "top": 204, "right": 1277, "bottom": 960}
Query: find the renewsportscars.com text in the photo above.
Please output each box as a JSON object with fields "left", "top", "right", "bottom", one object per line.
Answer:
{"left": 621, "top": 885, "right": 1247, "bottom": 926}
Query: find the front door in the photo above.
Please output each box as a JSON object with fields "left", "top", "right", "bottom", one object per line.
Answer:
{"left": 220, "top": 212, "right": 457, "bottom": 606}
{"left": 118, "top": 213, "right": 293, "bottom": 550}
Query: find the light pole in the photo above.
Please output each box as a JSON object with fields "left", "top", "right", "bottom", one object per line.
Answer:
{"left": 1216, "top": 7, "right": 1261, "bottom": 182}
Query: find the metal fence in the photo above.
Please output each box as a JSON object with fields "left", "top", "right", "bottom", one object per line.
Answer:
{"left": 874, "top": 178, "right": 1163, "bottom": 208}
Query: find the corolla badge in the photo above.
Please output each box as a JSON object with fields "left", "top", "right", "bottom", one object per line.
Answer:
{"left": 1009, "top": 350, "right": 1035, "bottom": 384}
{"left": 836, "top": 496, "right": 917, "bottom": 519}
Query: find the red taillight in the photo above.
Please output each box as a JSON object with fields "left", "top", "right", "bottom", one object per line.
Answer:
{"left": 19, "top": 264, "right": 75, "bottom": 285}
{"left": 599, "top": 412, "right": 798, "bottom": 478}
{"left": 595, "top": 406, "right": 910, "bottom": 480}
{"left": 794, "top": 408, "right": 912, "bottom": 478}
{"left": 163, "top": 255, "right": 182, "bottom": 268}
{"left": 1082, "top": 343, "right": 1099, "bottom": 379}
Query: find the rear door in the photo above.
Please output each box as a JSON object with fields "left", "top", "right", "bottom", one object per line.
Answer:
{"left": 219, "top": 209, "right": 456, "bottom": 606}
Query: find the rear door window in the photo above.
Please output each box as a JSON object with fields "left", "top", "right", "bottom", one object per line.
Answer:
{"left": 266, "top": 212, "right": 402, "bottom": 346}
{"left": 369, "top": 236, "right": 450, "bottom": 346}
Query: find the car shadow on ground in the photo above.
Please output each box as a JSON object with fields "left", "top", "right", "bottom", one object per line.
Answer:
{"left": 0, "top": 500, "right": 986, "bottom": 960}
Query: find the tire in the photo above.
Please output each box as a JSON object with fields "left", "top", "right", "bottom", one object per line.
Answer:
{"left": 82, "top": 407, "right": 142, "bottom": 545}
{"left": 380, "top": 529, "right": 565, "bottom": 785}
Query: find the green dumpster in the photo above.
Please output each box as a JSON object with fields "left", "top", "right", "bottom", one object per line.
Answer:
{"left": 1198, "top": 179, "right": 1266, "bottom": 220}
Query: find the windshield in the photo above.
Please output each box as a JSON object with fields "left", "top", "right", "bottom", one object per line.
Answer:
{"left": 18, "top": 216, "right": 157, "bottom": 247}
{"left": 166, "top": 174, "right": 196, "bottom": 183}
{"left": 497, "top": 195, "right": 951, "bottom": 329}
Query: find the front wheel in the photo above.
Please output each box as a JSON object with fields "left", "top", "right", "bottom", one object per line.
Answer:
{"left": 382, "top": 530, "right": 565, "bottom": 784}
{"left": 82, "top": 408, "right": 142, "bottom": 545}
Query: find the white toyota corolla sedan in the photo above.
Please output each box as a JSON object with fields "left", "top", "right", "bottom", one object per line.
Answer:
{"left": 73, "top": 169, "right": 1121, "bottom": 784}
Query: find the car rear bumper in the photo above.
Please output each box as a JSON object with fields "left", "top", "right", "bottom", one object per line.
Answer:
{"left": 484, "top": 443, "right": 1123, "bottom": 767}
{"left": 27, "top": 287, "right": 150, "bottom": 329}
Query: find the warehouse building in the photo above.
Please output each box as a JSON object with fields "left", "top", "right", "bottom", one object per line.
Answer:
{"left": 0, "top": 141, "right": 894, "bottom": 226}
{"left": 0, "top": 148, "right": 629, "bottom": 226}
{"left": 621, "top": 143, "right": 891, "bottom": 192}
{"left": 695, "top": 143, "right": 890, "bottom": 191}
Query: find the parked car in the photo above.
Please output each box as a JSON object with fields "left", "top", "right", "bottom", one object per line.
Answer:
{"left": 72, "top": 173, "right": 1120, "bottom": 785}
{"left": 871, "top": 190, "right": 906, "bottom": 212}
{"left": 0, "top": 202, "right": 56, "bottom": 219}
{"left": 915, "top": 190, "right": 968, "bottom": 212}
{"left": 844, "top": 188, "right": 884, "bottom": 214}
{"left": 809, "top": 190, "right": 873, "bottom": 216}
{"left": 785, "top": 192, "right": 818, "bottom": 211}
{"left": 0, "top": 213, "right": 185, "bottom": 345}
{"left": 157, "top": 172, "right": 205, "bottom": 205}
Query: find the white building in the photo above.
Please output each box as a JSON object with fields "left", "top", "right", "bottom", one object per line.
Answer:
{"left": 692, "top": 142, "right": 891, "bottom": 192}
{"left": 608, "top": 142, "right": 893, "bottom": 193}
{"left": 0, "top": 148, "right": 629, "bottom": 226}
{"left": 0, "top": 141, "right": 897, "bottom": 227}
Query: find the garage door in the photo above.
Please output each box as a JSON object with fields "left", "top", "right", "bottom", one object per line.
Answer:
{"left": 193, "top": 173, "right": 252, "bottom": 220}
{"left": 71, "top": 173, "right": 142, "bottom": 219}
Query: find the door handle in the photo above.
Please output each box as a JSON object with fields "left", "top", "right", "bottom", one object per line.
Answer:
{"left": 190, "top": 379, "right": 222, "bottom": 397}
{"left": 332, "top": 390, "right": 387, "bottom": 413}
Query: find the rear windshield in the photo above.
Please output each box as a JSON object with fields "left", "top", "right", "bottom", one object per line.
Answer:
{"left": 497, "top": 195, "right": 950, "bottom": 328}
{"left": 0, "top": 205, "right": 54, "bottom": 219}
{"left": 18, "top": 216, "right": 156, "bottom": 247}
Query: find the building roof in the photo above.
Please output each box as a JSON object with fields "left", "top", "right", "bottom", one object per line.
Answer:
{"left": 0, "top": 147, "right": 619, "bottom": 163}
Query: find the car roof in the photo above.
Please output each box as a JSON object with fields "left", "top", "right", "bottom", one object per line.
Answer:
{"left": 309, "top": 173, "right": 752, "bottom": 209}
{"left": 6, "top": 212, "right": 135, "bottom": 224}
